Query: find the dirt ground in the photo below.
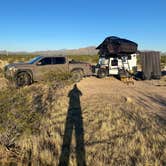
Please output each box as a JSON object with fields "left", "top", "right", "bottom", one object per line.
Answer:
{"left": 0, "top": 73, "right": 165, "bottom": 117}
{"left": 0, "top": 74, "right": 166, "bottom": 165}
{"left": 77, "top": 76, "right": 166, "bottom": 119}
{"left": 1, "top": 72, "right": 165, "bottom": 117}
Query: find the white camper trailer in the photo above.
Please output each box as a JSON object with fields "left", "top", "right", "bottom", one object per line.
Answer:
{"left": 94, "top": 54, "right": 137, "bottom": 78}
{"left": 94, "top": 36, "right": 138, "bottom": 78}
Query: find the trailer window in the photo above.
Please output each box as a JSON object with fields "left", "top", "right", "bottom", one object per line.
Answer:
{"left": 111, "top": 59, "right": 118, "bottom": 66}
{"left": 128, "top": 55, "right": 131, "bottom": 60}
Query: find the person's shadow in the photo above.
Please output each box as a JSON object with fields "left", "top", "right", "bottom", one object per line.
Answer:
{"left": 58, "top": 84, "right": 86, "bottom": 166}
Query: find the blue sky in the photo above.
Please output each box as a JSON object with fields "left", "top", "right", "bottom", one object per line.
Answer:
{"left": 0, "top": 0, "right": 166, "bottom": 52}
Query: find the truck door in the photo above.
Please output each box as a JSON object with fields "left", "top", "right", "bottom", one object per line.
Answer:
{"left": 52, "top": 57, "right": 68, "bottom": 74}
{"left": 34, "top": 57, "right": 68, "bottom": 81}
{"left": 34, "top": 57, "right": 52, "bottom": 80}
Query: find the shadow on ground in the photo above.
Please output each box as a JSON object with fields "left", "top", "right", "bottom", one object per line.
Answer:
{"left": 59, "top": 84, "right": 86, "bottom": 166}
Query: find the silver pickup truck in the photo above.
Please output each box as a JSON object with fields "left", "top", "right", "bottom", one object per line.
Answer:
{"left": 4, "top": 55, "right": 92, "bottom": 87}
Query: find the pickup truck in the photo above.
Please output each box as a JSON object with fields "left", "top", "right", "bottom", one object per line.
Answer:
{"left": 4, "top": 55, "right": 92, "bottom": 87}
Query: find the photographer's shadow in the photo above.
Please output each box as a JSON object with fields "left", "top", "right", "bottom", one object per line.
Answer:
{"left": 59, "top": 84, "right": 86, "bottom": 166}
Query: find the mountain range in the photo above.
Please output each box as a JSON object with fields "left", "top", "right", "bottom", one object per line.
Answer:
{"left": 0, "top": 47, "right": 165, "bottom": 56}
{"left": 0, "top": 46, "right": 98, "bottom": 55}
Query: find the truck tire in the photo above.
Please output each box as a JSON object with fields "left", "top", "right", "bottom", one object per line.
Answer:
{"left": 71, "top": 70, "right": 83, "bottom": 82}
{"left": 97, "top": 69, "right": 107, "bottom": 78}
{"left": 15, "top": 72, "right": 31, "bottom": 87}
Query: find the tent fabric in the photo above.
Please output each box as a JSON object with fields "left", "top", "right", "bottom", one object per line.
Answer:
{"left": 141, "top": 51, "right": 161, "bottom": 80}
{"left": 96, "top": 36, "right": 138, "bottom": 55}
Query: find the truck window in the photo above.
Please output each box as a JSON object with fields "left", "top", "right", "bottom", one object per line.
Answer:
{"left": 39, "top": 57, "right": 52, "bottom": 65}
{"left": 53, "top": 57, "right": 66, "bottom": 64}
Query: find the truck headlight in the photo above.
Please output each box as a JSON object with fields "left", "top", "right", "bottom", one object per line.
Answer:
{"left": 9, "top": 66, "right": 17, "bottom": 72}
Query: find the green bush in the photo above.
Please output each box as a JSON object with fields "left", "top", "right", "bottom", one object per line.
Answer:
{"left": 0, "top": 87, "right": 42, "bottom": 146}
{"left": 161, "top": 55, "right": 166, "bottom": 64}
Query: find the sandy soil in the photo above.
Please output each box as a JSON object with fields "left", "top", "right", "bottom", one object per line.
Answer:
{"left": 0, "top": 74, "right": 166, "bottom": 165}
{"left": 0, "top": 69, "right": 165, "bottom": 118}
{"left": 77, "top": 76, "right": 166, "bottom": 118}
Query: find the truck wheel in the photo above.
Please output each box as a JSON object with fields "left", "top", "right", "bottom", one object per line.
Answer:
{"left": 15, "top": 72, "right": 31, "bottom": 87}
{"left": 97, "top": 69, "right": 107, "bottom": 78}
{"left": 71, "top": 70, "right": 83, "bottom": 82}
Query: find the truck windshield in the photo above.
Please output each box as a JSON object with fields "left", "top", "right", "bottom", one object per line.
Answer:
{"left": 28, "top": 56, "right": 42, "bottom": 64}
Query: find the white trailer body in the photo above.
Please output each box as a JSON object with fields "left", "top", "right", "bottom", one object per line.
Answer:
{"left": 97, "top": 54, "right": 137, "bottom": 75}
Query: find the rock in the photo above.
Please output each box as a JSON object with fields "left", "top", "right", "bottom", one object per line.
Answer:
{"left": 126, "top": 97, "right": 133, "bottom": 103}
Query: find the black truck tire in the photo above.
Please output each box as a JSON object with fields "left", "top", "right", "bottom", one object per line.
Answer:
{"left": 15, "top": 72, "right": 32, "bottom": 87}
{"left": 71, "top": 70, "right": 83, "bottom": 82}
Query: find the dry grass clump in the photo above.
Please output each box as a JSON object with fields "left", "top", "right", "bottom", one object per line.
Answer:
{"left": 0, "top": 83, "right": 59, "bottom": 165}
{"left": 0, "top": 82, "right": 166, "bottom": 165}
{"left": 0, "top": 54, "right": 165, "bottom": 165}
{"left": 1, "top": 85, "right": 165, "bottom": 166}
{"left": 0, "top": 60, "right": 8, "bottom": 70}
{"left": 79, "top": 94, "right": 166, "bottom": 166}
{"left": 0, "top": 54, "right": 36, "bottom": 64}
{"left": 0, "top": 68, "right": 3, "bottom": 77}
{"left": 43, "top": 70, "right": 72, "bottom": 88}
{"left": 68, "top": 55, "right": 98, "bottom": 64}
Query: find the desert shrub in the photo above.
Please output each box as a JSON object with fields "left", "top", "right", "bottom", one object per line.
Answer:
{"left": 0, "top": 80, "right": 166, "bottom": 165}
{"left": 0, "top": 82, "right": 60, "bottom": 164}
{"left": 45, "top": 71, "right": 71, "bottom": 82}
{"left": 136, "top": 55, "right": 141, "bottom": 65}
{"left": 160, "top": 55, "right": 166, "bottom": 69}
{"left": 161, "top": 55, "right": 166, "bottom": 64}
{"left": 0, "top": 54, "right": 99, "bottom": 64}
{"left": 43, "top": 70, "right": 73, "bottom": 89}
{"left": 0, "top": 68, "right": 3, "bottom": 77}
{"left": 2, "top": 89, "right": 165, "bottom": 166}
{"left": 0, "top": 54, "right": 36, "bottom": 63}
{"left": 0, "top": 87, "right": 43, "bottom": 147}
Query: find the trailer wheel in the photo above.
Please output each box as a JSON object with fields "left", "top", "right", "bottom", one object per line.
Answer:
{"left": 97, "top": 69, "right": 107, "bottom": 78}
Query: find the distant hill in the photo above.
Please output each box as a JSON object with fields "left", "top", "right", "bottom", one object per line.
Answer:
{"left": 1, "top": 47, "right": 165, "bottom": 56}
{"left": 33, "top": 46, "right": 98, "bottom": 55}
{"left": 161, "top": 52, "right": 166, "bottom": 56}
{"left": 0, "top": 46, "right": 98, "bottom": 56}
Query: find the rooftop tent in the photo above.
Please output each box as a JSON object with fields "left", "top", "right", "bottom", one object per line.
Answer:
{"left": 141, "top": 51, "right": 161, "bottom": 80}
{"left": 96, "top": 36, "right": 138, "bottom": 55}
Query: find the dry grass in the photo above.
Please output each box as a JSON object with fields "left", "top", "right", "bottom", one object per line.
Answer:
{"left": 0, "top": 83, "right": 165, "bottom": 166}
{"left": 0, "top": 56, "right": 166, "bottom": 166}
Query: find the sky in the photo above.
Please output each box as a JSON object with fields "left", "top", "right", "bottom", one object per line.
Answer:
{"left": 0, "top": 0, "right": 166, "bottom": 52}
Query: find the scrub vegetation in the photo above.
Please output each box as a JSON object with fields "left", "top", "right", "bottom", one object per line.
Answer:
{"left": 0, "top": 54, "right": 166, "bottom": 165}
{"left": 0, "top": 78, "right": 166, "bottom": 166}
{"left": 0, "top": 54, "right": 98, "bottom": 64}
{"left": 0, "top": 53, "right": 165, "bottom": 66}
{"left": 161, "top": 54, "right": 166, "bottom": 69}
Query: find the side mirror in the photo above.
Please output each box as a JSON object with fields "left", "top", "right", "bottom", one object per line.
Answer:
{"left": 36, "top": 61, "right": 42, "bottom": 65}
